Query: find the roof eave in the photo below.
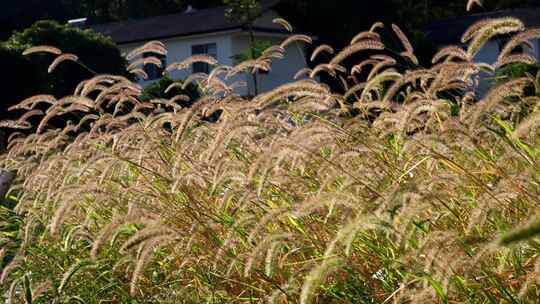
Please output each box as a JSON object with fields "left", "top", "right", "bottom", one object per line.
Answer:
{"left": 114, "top": 26, "right": 310, "bottom": 45}
{"left": 114, "top": 26, "right": 245, "bottom": 45}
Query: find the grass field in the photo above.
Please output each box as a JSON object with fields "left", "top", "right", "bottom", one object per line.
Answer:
{"left": 1, "top": 10, "right": 540, "bottom": 303}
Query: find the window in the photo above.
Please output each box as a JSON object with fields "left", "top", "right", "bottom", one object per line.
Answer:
{"left": 192, "top": 43, "right": 217, "bottom": 74}
{"left": 143, "top": 53, "right": 166, "bottom": 80}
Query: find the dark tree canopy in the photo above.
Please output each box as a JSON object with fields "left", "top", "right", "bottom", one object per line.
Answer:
{"left": 0, "top": 0, "right": 68, "bottom": 40}
{"left": 140, "top": 76, "right": 200, "bottom": 105}
{"left": 275, "top": 0, "right": 539, "bottom": 48}
{"left": 2, "top": 0, "right": 538, "bottom": 42}
{"left": 1, "top": 20, "right": 128, "bottom": 117}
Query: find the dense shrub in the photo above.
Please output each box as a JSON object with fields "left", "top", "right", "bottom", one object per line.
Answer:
{"left": 140, "top": 76, "right": 200, "bottom": 106}
{"left": 0, "top": 20, "right": 129, "bottom": 149}
{"left": 0, "top": 46, "right": 44, "bottom": 119}
{"left": 2, "top": 20, "right": 128, "bottom": 110}
{"left": 2, "top": 12, "right": 540, "bottom": 304}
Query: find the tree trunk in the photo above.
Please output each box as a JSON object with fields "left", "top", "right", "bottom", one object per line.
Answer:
{"left": 89, "top": 0, "right": 97, "bottom": 19}
{"left": 0, "top": 169, "right": 16, "bottom": 201}
{"left": 118, "top": 0, "right": 124, "bottom": 19}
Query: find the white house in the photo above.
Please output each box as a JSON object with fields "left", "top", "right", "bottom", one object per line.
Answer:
{"left": 88, "top": 1, "right": 310, "bottom": 96}
{"left": 425, "top": 8, "right": 540, "bottom": 93}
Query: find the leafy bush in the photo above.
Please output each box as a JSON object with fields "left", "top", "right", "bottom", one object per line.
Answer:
{"left": 140, "top": 76, "right": 200, "bottom": 105}
{"left": 2, "top": 20, "right": 128, "bottom": 109}
{"left": 231, "top": 39, "right": 273, "bottom": 64}
{"left": 0, "top": 45, "right": 44, "bottom": 119}
{"left": 2, "top": 11, "right": 540, "bottom": 304}
{"left": 0, "top": 20, "right": 129, "bottom": 149}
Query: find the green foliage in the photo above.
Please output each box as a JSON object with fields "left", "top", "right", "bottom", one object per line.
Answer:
{"left": 2, "top": 0, "right": 539, "bottom": 50}
{"left": 0, "top": 198, "right": 22, "bottom": 271}
{"left": 4, "top": 20, "right": 128, "bottom": 98}
{"left": 223, "top": 0, "right": 261, "bottom": 23}
{"left": 231, "top": 39, "right": 273, "bottom": 64}
{"left": 0, "top": 20, "right": 128, "bottom": 149}
{"left": 4, "top": 5, "right": 540, "bottom": 304}
{"left": 0, "top": 20, "right": 128, "bottom": 136}
{"left": 140, "top": 75, "right": 200, "bottom": 104}
{"left": 224, "top": 0, "right": 263, "bottom": 95}
{"left": 0, "top": 45, "right": 45, "bottom": 119}
{"left": 0, "top": 0, "right": 69, "bottom": 40}
{"left": 495, "top": 62, "right": 540, "bottom": 85}
{"left": 64, "top": 0, "right": 191, "bottom": 22}
{"left": 500, "top": 219, "right": 540, "bottom": 245}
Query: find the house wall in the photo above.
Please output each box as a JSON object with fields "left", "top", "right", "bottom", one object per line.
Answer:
{"left": 119, "top": 30, "right": 308, "bottom": 96}
{"left": 231, "top": 34, "right": 308, "bottom": 96}
{"left": 436, "top": 39, "right": 540, "bottom": 95}
{"left": 119, "top": 31, "right": 235, "bottom": 87}
{"left": 116, "top": 9, "right": 308, "bottom": 96}
{"left": 473, "top": 41, "right": 500, "bottom": 94}
{"left": 252, "top": 10, "right": 284, "bottom": 29}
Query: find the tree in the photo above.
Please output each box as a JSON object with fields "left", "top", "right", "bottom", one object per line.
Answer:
{"left": 0, "top": 20, "right": 128, "bottom": 127}
{"left": 140, "top": 75, "right": 200, "bottom": 106}
{"left": 3, "top": 1, "right": 538, "bottom": 43}
{"left": 0, "top": 20, "right": 129, "bottom": 148}
{"left": 190, "top": 0, "right": 223, "bottom": 8}
{"left": 0, "top": 0, "right": 68, "bottom": 40}
{"left": 0, "top": 0, "right": 194, "bottom": 40}
{"left": 224, "top": 0, "right": 262, "bottom": 96}
{"left": 0, "top": 45, "right": 44, "bottom": 119}
{"left": 4, "top": 20, "right": 128, "bottom": 99}
{"left": 275, "top": 0, "right": 540, "bottom": 51}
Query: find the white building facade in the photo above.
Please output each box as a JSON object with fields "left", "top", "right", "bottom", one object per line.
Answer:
{"left": 91, "top": 3, "right": 309, "bottom": 96}
{"left": 425, "top": 8, "right": 540, "bottom": 94}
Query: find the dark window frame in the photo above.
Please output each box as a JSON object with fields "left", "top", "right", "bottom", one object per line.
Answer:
{"left": 192, "top": 43, "right": 217, "bottom": 74}
{"left": 143, "top": 53, "right": 167, "bottom": 81}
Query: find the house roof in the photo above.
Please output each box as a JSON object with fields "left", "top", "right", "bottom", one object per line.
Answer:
{"left": 90, "top": 0, "right": 285, "bottom": 45}
{"left": 425, "top": 7, "right": 540, "bottom": 45}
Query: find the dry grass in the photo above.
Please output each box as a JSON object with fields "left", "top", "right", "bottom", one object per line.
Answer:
{"left": 1, "top": 10, "right": 540, "bottom": 304}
